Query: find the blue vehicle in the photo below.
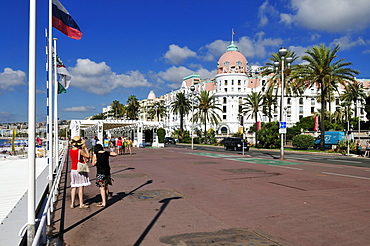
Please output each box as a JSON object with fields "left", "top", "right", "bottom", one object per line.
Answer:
{"left": 314, "top": 131, "right": 346, "bottom": 148}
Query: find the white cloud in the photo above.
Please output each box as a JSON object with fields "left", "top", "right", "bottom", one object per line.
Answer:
{"left": 163, "top": 44, "right": 197, "bottom": 65}
{"left": 238, "top": 33, "right": 283, "bottom": 59}
{"left": 201, "top": 33, "right": 283, "bottom": 62}
{"left": 0, "top": 68, "right": 26, "bottom": 94}
{"left": 156, "top": 65, "right": 216, "bottom": 89}
{"left": 284, "top": 0, "right": 370, "bottom": 32}
{"left": 258, "top": 0, "right": 279, "bottom": 27}
{"left": 62, "top": 106, "right": 96, "bottom": 112}
{"left": 330, "top": 36, "right": 366, "bottom": 50}
{"left": 69, "top": 59, "right": 152, "bottom": 95}
{"left": 202, "top": 40, "right": 230, "bottom": 61}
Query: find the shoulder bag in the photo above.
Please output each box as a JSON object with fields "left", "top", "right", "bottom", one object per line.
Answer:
{"left": 77, "top": 149, "right": 90, "bottom": 173}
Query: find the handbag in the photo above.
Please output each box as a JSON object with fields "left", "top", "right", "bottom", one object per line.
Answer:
{"left": 76, "top": 150, "right": 90, "bottom": 173}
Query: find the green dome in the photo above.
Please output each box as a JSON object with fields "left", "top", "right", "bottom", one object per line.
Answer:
{"left": 226, "top": 41, "right": 239, "bottom": 52}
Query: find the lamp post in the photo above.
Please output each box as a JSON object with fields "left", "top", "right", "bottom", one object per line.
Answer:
{"left": 190, "top": 85, "right": 195, "bottom": 150}
{"left": 274, "top": 47, "right": 293, "bottom": 160}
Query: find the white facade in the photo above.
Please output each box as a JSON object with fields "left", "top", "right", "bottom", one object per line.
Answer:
{"left": 150, "top": 41, "right": 369, "bottom": 137}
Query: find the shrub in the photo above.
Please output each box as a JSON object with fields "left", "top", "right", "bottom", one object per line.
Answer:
{"left": 292, "top": 134, "right": 314, "bottom": 150}
{"left": 157, "top": 128, "right": 166, "bottom": 143}
{"left": 257, "top": 121, "right": 280, "bottom": 149}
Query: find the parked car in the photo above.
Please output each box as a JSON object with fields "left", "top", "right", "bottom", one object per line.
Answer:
{"left": 223, "top": 137, "right": 249, "bottom": 151}
{"left": 164, "top": 137, "right": 176, "bottom": 144}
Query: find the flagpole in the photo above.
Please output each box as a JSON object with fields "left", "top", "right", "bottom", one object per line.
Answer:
{"left": 28, "top": 0, "right": 36, "bottom": 244}
{"left": 53, "top": 38, "right": 59, "bottom": 170}
{"left": 48, "top": 0, "right": 54, "bottom": 191}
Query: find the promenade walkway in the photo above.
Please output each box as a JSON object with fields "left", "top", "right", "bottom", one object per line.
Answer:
{"left": 50, "top": 146, "right": 370, "bottom": 246}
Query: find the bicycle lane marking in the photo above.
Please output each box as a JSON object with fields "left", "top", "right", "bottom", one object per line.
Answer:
{"left": 189, "top": 152, "right": 305, "bottom": 167}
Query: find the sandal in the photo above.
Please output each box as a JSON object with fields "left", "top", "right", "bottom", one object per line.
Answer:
{"left": 96, "top": 204, "right": 106, "bottom": 207}
{"left": 79, "top": 204, "right": 89, "bottom": 209}
{"left": 70, "top": 205, "right": 75, "bottom": 209}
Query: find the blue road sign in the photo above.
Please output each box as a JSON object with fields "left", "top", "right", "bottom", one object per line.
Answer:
{"left": 279, "top": 121, "right": 287, "bottom": 128}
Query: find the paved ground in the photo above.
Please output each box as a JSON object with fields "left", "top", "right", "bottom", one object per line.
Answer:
{"left": 50, "top": 146, "right": 370, "bottom": 246}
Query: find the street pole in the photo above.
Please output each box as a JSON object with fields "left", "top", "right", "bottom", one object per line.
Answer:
{"left": 280, "top": 54, "right": 285, "bottom": 160}
{"left": 190, "top": 85, "right": 195, "bottom": 150}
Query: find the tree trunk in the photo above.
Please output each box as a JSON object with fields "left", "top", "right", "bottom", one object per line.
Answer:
{"left": 320, "top": 82, "right": 326, "bottom": 150}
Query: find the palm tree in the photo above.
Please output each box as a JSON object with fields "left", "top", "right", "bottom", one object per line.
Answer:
{"left": 126, "top": 95, "right": 140, "bottom": 120}
{"left": 110, "top": 100, "right": 125, "bottom": 119}
{"left": 242, "top": 91, "right": 264, "bottom": 129}
{"left": 262, "top": 87, "right": 277, "bottom": 122}
{"left": 261, "top": 49, "right": 300, "bottom": 98}
{"left": 340, "top": 81, "right": 366, "bottom": 118}
{"left": 148, "top": 101, "right": 167, "bottom": 121}
{"left": 293, "top": 44, "right": 359, "bottom": 149}
{"left": 193, "top": 90, "right": 222, "bottom": 136}
{"left": 170, "top": 92, "right": 191, "bottom": 131}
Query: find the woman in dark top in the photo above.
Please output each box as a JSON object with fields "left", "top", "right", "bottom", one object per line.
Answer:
{"left": 92, "top": 144, "right": 117, "bottom": 207}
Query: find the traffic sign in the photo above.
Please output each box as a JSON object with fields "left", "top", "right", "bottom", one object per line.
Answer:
{"left": 279, "top": 121, "right": 287, "bottom": 129}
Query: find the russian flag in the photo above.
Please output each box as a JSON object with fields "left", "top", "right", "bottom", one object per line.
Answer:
{"left": 52, "top": 0, "right": 82, "bottom": 40}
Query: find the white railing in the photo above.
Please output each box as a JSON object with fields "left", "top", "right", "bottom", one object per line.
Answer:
{"left": 31, "top": 141, "right": 68, "bottom": 246}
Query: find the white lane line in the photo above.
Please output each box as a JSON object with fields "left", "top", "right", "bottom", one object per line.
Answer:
{"left": 288, "top": 157, "right": 310, "bottom": 161}
{"left": 307, "top": 163, "right": 344, "bottom": 168}
{"left": 337, "top": 160, "right": 362, "bottom": 163}
{"left": 269, "top": 165, "right": 304, "bottom": 171}
{"left": 322, "top": 172, "right": 370, "bottom": 180}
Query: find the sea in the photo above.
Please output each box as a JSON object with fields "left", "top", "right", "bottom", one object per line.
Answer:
{"left": 0, "top": 139, "right": 8, "bottom": 146}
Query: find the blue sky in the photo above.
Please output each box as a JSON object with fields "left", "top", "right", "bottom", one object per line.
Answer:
{"left": 1, "top": 0, "right": 370, "bottom": 123}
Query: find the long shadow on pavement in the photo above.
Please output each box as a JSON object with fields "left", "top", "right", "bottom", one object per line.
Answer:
{"left": 57, "top": 180, "right": 153, "bottom": 242}
{"left": 133, "top": 196, "right": 182, "bottom": 246}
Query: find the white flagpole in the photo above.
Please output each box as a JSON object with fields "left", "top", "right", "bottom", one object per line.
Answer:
{"left": 53, "top": 38, "right": 59, "bottom": 169}
{"left": 28, "top": 0, "right": 36, "bottom": 244}
{"left": 48, "top": 0, "right": 53, "bottom": 190}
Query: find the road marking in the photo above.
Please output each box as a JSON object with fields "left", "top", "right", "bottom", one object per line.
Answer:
{"left": 336, "top": 160, "right": 363, "bottom": 164}
{"left": 322, "top": 172, "right": 370, "bottom": 180}
{"left": 289, "top": 157, "right": 310, "bottom": 161}
{"left": 306, "top": 163, "right": 344, "bottom": 168}
{"left": 270, "top": 165, "right": 304, "bottom": 170}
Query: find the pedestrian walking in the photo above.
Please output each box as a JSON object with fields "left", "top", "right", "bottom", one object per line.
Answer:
{"left": 365, "top": 141, "right": 370, "bottom": 157}
{"left": 92, "top": 144, "right": 117, "bottom": 207}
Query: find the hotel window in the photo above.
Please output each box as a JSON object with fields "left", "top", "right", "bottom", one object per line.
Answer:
{"left": 238, "top": 97, "right": 243, "bottom": 104}
{"left": 286, "top": 106, "right": 291, "bottom": 114}
{"left": 311, "top": 107, "right": 315, "bottom": 113}
{"left": 238, "top": 80, "right": 241, "bottom": 85}
{"left": 223, "top": 97, "right": 227, "bottom": 104}
{"left": 224, "top": 80, "right": 228, "bottom": 86}
{"left": 224, "top": 88, "right": 228, "bottom": 92}
{"left": 299, "top": 98, "right": 304, "bottom": 105}
{"left": 238, "top": 88, "right": 241, "bottom": 92}
{"left": 299, "top": 115, "right": 303, "bottom": 120}
{"left": 231, "top": 87, "right": 234, "bottom": 92}
{"left": 299, "top": 106, "right": 304, "bottom": 114}
{"left": 287, "top": 115, "right": 291, "bottom": 121}
{"left": 336, "top": 99, "right": 340, "bottom": 105}
{"left": 287, "top": 98, "right": 291, "bottom": 105}
{"left": 223, "top": 106, "right": 227, "bottom": 113}
{"left": 231, "top": 80, "right": 234, "bottom": 85}
{"left": 311, "top": 88, "right": 315, "bottom": 94}
{"left": 311, "top": 98, "right": 315, "bottom": 105}
{"left": 223, "top": 115, "right": 227, "bottom": 120}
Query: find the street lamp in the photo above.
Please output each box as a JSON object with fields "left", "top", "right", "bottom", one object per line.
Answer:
{"left": 190, "top": 85, "right": 195, "bottom": 150}
{"left": 274, "top": 47, "right": 293, "bottom": 160}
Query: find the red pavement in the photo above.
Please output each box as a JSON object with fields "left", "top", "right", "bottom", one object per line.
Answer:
{"left": 50, "top": 146, "right": 370, "bottom": 246}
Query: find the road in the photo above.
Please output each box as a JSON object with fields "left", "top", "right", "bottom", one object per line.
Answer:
{"left": 171, "top": 143, "right": 370, "bottom": 168}
{"left": 52, "top": 145, "right": 370, "bottom": 246}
